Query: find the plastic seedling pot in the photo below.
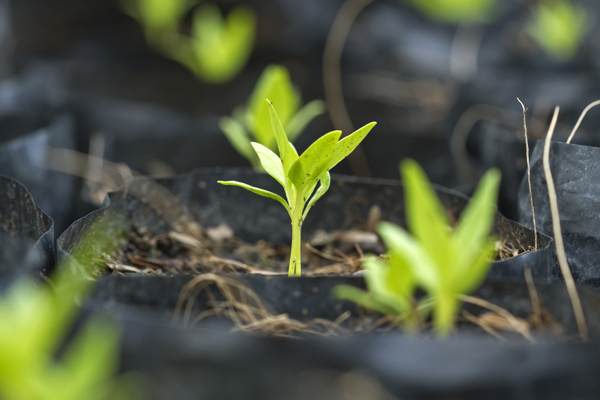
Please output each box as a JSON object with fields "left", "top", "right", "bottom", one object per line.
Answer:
{"left": 518, "top": 140, "right": 600, "bottom": 291}
{"left": 0, "top": 107, "right": 78, "bottom": 235}
{"left": 0, "top": 176, "right": 54, "bottom": 282}
{"left": 58, "top": 168, "right": 553, "bottom": 302}
{"left": 57, "top": 172, "right": 600, "bottom": 400}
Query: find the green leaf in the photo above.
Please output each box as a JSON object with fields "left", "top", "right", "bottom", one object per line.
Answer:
{"left": 377, "top": 222, "right": 440, "bottom": 292}
{"left": 400, "top": 159, "right": 452, "bottom": 276}
{"left": 267, "top": 100, "right": 299, "bottom": 174}
{"left": 137, "top": 0, "right": 191, "bottom": 32}
{"left": 219, "top": 117, "right": 256, "bottom": 165}
{"left": 528, "top": 0, "right": 588, "bottom": 61}
{"left": 331, "top": 285, "right": 399, "bottom": 316}
{"left": 288, "top": 130, "right": 340, "bottom": 194}
{"left": 453, "top": 168, "right": 500, "bottom": 280}
{"left": 328, "top": 122, "right": 376, "bottom": 170}
{"left": 251, "top": 142, "right": 286, "bottom": 187}
{"left": 217, "top": 180, "right": 290, "bottom": 215}
{"left": 191, "top": 3, "right": 256, "bottom": 83}
{"left": 247, "top": 66, "right": 300, "bottom": 148}
{"left": 302, "top": 172, "right": 330, "bottom": 220}
{"left": 454, "top": 238, "right": 497, "bottom": 294}
{"left": 286, "top": 100, "right": 327, "bottom": 143}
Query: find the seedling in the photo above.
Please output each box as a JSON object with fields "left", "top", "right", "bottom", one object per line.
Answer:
{"left": 219, "top": 101, "right": 376, "bottom": 276}
{"left": 336, "top": 160, "right": 500, "bottom": 336}
{"left": 220, "top": 65, "right": 326, "bottom": 169}
{"left": 122, "top": 0, "right": 255, "bottom": 83}
{"left": 408, "top": 0, "right": 497, "bottom": 24}
{"left": 0, "top": 220, "right": 138, "bottom": 400}
{"left": 528, "top": 0, "right": 588, "bottom": 61}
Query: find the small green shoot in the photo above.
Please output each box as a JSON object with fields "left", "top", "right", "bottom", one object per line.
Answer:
{"left": 219, "top": 100, "right": 375, "bottom": 276}
{"left": 220, "top": 65, "right": 326, "bottom": 169}
{"left": 336, "top": 160, "right": 500, "bottom": 337}
{"left": 0, "top": 218, "right": 139, "bottom": 400}
{"left": 122, "top": 0, "right": 255, "bottom": 83}
{"left": 528, "top": 0, "right": 588, "bottom": 62}
{"left": 408, "top": 0, "right": 497, "bottom": 24}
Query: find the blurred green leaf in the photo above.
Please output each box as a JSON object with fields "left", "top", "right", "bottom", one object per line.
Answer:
{"left": 528, "top": 0, "right": 588, "bottom": 61}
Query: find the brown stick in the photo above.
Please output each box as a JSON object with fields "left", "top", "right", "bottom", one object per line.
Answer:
{"left": 566, "top": 99, "right": 600, "bottom": 144}
{"left": 517, "top": 98, "right": 537, "bottom": 250}
{"left": 323, "top": 0, "right": 374, "bottom": 177}
{"left": 543, "top": 106, "right": 588, "bottom": 341}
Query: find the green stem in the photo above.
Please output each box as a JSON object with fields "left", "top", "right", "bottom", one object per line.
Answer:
{"left": 288, "top": 198, "right": 304, "bottom": 277}
{"left": 434, "top": 293, "right": 459, "bottom": 338}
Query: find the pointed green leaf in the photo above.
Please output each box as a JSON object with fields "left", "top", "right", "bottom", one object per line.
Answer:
{"left": 302, "top": 172, "right": 330, "bottom": 220}
{"left": 219, "top": 117, "right": 257, "bottom": 165}
{"left": 251, "top": 142, "right": 285, "bottom": 187}
{"left": 453, "top": 168, "right": 501, "bottom": 280}
{"left": 286, "top": 100, "right": 327, "bottom": 142}
{"left": 377, "top": 222, "right": 440, "bottom": 292}
{"left": 400, "top": 159, "right": 452, "bottom": 275}
{"left": 454, "top": 238, "right": 497, "bottom": 294}
{"left": 289, "top": 130, "right": 340, "bottom": 193}
{"left": 218, "top": 180, "right": 290, "bottom": 215}
{"left": 328, "top": 122, "right": 376, "bottom": 170}
{"left": 331, "top": 285, "right": 399, "bottom": 316}
{"left": 267, "top": 99, "right": 298, "bottom": 174}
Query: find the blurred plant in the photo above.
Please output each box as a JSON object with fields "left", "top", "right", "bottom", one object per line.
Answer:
{"left": 528, "top": 0, "right": 588, "bottom": 62}
{"left": 408, "top": 0, "right": 497, "bottom": 24}
{"left": 220, "top": 65, "right": 327, "bottom": 169}
{"left": 122, "top": 0, "right": 256, "bottom": 83}
{"left": 219, "top": 101, "right": 375, "bottom": 276}
{"left": 0, "top": 217, "right": 138, "bottom": 400}
{"left": 336, "top": 160, "right": 500, "bottom": 336}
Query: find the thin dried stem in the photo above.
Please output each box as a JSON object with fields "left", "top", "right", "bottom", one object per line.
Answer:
{"left": 323, "top": 0, "right": 373, "bottom": 176}
{"left": 543, "top": 106, "right": 588, "bottom": 341}
{"left": 459, "top": 294, "right": 534, "bottom": 342}
{"left": 524, "top": 267, "right": 543, "bottom": 329}
{"left": 517, "top": 98, "right": 537, "bottom": 250}
{"left": 566, "top": 99, "right": 600, "bottom": 144}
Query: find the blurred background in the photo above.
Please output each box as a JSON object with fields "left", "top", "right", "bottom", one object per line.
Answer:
{"left": 2, "top": 0, "right": 600, "bottom": 233}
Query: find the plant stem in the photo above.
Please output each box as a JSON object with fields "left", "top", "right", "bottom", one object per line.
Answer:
{"left": 434, "top": 293, "right": 458, "bottom": 337}
{"left": 289, "top": 216, "right": 303, "bottom": 277}
{"left": 288, "top": 196, "right": 304, "bottom": 277}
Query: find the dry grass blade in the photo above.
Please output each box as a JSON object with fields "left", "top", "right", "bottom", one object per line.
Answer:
{"left": 173, "top": 274, "right": 349, "bottom": 337}
{"left": 566, "top": 99, "right": 600, "bottom": 144}
{"left": 517, "top": 98, "right": 537, "bottom": 250}
{"left": 543, "top": 106, "right": 588, "bottom": 341}
{"left": 459, "top": 294, "right": 534, "bottom": 342}
{"left": 461, "top": 310, "right": 506, "bottom": 341}
{"left": 524, "top": 267, "right": 543, "bottom": 329}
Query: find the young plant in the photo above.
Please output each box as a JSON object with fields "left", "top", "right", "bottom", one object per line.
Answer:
{"left": 528, "top": 0, "right": 588, "bottom": 62}
{"left": 220, "top": 65, "right": 326, "bottom": 169}
{"left": 0, "top": 217, "right": 138, "bottom": 400}
{"left": 408, "top": 0, "right": 497, "bottom": 24}
{"left": 122, "top": 0, "right": 255, "bottom": 84}
{"left": 218, "top": 101, "right": 376, "bottom": 276}
{"left": 336, "top": 160, "right": 500, "bottom": 336}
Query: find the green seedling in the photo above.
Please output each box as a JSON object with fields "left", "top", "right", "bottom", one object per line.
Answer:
{"left": 121, "top": 0, "right": 194, "bottom": 42}
{"left": 336, "top": 160, "right": 500, "bottom": 336}
{"left": 408, "top": 0, "right": 497, "bottom": 24}
{"left": 122, "top": 0, "right": 255, "bottom": 83}
{"left": 220, "top": 65, "right": 326, "bottom": 169}
{"left": 219, "top": 101, "right": 375, "bottom": 276}
{"left": 528, "top": 0, "right": 588, "bottom": 62}
{"left": 0, "top": 218, "right": 139, "bottom": 400}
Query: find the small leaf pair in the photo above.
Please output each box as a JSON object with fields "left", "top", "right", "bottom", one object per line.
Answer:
{"left": 219, "top": 65, "right": 326, "bottom": 169}
{"left": 219, "top": 100, "right": 376, "bottom": 276}
{"left": 122, "top": 0, "right": 255, "bottom": 84}
{"left": 335, "top": 159, "right": 501, "bottom": 336}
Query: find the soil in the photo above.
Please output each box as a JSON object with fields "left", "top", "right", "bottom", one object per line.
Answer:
{"left": 103, "top": 213, "right": 528, "bottom": 278}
